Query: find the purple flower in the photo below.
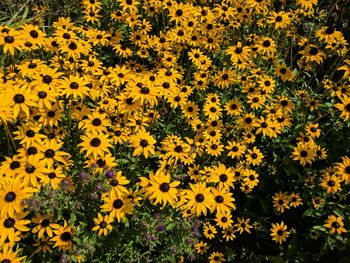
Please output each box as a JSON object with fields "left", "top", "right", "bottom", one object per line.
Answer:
{"left": 106, "top": 170, "right": 114, "bottom": 179}
{"left": 95, "top": 183, "right": 102, "bottom": 191}
{"left": 158, "top": 225, "right": 165, "bottom": 232}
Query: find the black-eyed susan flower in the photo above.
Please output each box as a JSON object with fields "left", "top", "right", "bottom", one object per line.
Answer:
{"left": 335, "top": 95, "right": 350, "bottom": 121}
{"left": 209, "top": 162, "right": 236, "bottom": 190}
{"left": 270, "top": 221, "right": 290, "bottom": 244}
{"left": 272, "top": 191, "right": 290, "bottom": 213}
{"left": 3, "top": 84, "right": 37, "bottom": 119}
{"left": 182, "top": 182, "right": 213, "bottom": 217}
{"left": 0, "top": 211, "right": 30, "bottom": 245}
{"left": 324, "top": 215, "right": 347, "bottom": 235}
{"left": 31, "top": 213, "right": 59, "bottom": 238}
{"left": 291, "top": 142, "right": 317, "bottom": 166}
{"left": 222, "top": 227, "right": 236, "bottom": 241}
{"left": 242, "top": 169, "right": 259, "bottom": 189}
{"left": 210, "top": 186, "right": 236, "bottom": 214}
{"left": 145, "top": 169, "right": 180, "bottom": 208}
{"left": 51, "top": 221, "right": 75, "bottom": 251}
{"left": 226, "top": 141, "right": 246, "bottom": 160}
{"left": 208, "top": 251, "right": 225, "bottom": 263}
{"left": 60, "top": 75, "right": 89, "bottom": 99}
{"left": 245, "top": 146, "right": 264, "bottom": 166}
{"left": 320, "top": 174, "right": 341, "bottom": 194}
{"left": 0, "top": 28, "right": 24, "bottom": 55}
{"left": 79, "top": 131, "right": 111, "bottom": 159}
{"left": 0, "top": 244, "right": 27, "bottom": 262}
{"left": 92, "top": 213, "right": 113, "bottom": 236}
{"left": 235, "top": 217, "right": 253, "bottom": 234}
{"left": 215, "top": 212, "right": 233, "bottom": 230}
{"left": 129, "top": 129, "right": 156, "bottom": 158}
{"left": 0, "top": 177, "right": 34, "bottom": 217}
{"left": 101, "top": 189, "right": 133, "bottom": 222}
{"left": 288, "top": 192, "right": 303, "bottom": 208}
{"left": 194, "top": 240, "right": 209, "bottom": 255}
{"left": 299, "top": 45, "right": 326, "bottom": 65}
{"left": 203, "top": 223, "right": 217, "bottom": 240}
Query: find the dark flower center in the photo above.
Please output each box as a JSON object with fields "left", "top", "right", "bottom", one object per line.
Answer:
{"left": 110, "top": 179, "right": 118, "bottom": 186}
{"left": 63, "top": 33, "right": 71, "bottom": 39}
{"left": 4, "top": 36, "right": 14, "bottom": 43}
{"left": 280, "top": 68, "right": 287, "bottom": 74}
{"left": 38, "top": 91, "right": 47, "bottom": 98}
{"left": 345, "top": 104, "right": 350, "bottom": 112}
{"left": 277, "top": 229, "right": 284, "bottom": 236}
{"left": 96, "top": 159, "right": 106, "bottom": 167}
{"left": 327, "top": 180, "right": 335, "bottom": 187}
{"left": 235, "top": 47, "right": 243, "bottom": 54}
{"left": 42, "top": 75, "right": 53, "bottom": 84}
{"left": 325, "top": 26, "right": 335, "bottom": 34}
{"left": 92, "top": 118, "right": 102, "bottom": 126}
{"left": 275, "top": 16, "right": 282, "bottom": 22}
{"left": 30, "top": 30, "right": 39, "bottom": 38}
{"left": 48, "top": 172, "right": 56, "bottom": 179}
{"left": 28, "top": 62, "right": 37, "bottom": 69}
{"left": 141, "top": 87, "right": 150, "bottom": 94}
{"left": 310, "top": 47, "right": 318, "bottom": 55}
{"left": 4, "top": 218, "right": 15, "bottom": 228}
{"left": 10, "top": 161, "right": 20, "bottom": 170}
{"left": 345, "top": 166, "right": 350, "bottom": 174}
{"left": 27, "top": 146, "right": 38, "bottom": 155}
{"left": 5, "top": 192, "right": 16, "bottom": 202}
{"left": 263, "top": 40, "right": 271, "bottom": 47}
{"left": 140, "top": 139, "right": 148, "bottom": 147}
{"left": 159, "top": 182, "right": 170, "bottom": 192}
{"left": 13, "top": 94, "right": 25, "bottom": 103}
{"left": 69, "top": 42, "right": 77, "bottom": 50}
{"left": 45, "top": 149, "right": 55, "bottom": 158}
{"left": 162, "top": 82, "right": 170, "bottom": 89}
{"left": 70, "top": 82, "right": 79, "bottom": 89}
{"left": 245, "top": 117, "right": 252, "bottom": 124}
{"left": 60, "top": 231, "right": 72, "bottom": 241}
{"left": 220, "top": 174, "right": 228, "bottom": 182}
{"left": 175, "top": 145, "right": 183, "bottom": 153}
{"left": 176, "top": 9, "right": 183, "bottom": 16}
{"left": 113, "top": 199, "right": 123, "bottom": 209}
{"left": 41, "top": 219, "right": 50, "bottom": 227}
{"left": 90, "top": 138, "right": 101, "bottom": 147}
{"left": 26, "top": 130, "right": 35, "bottom": 137}
{"left": 48, "top": 111, "right": 55, "bottom": 117}
{"left": 300, "top": 151, "right": 308, "bottom": 157}
{"left": 100, "top": 221, "right": 107, "bottom": 228}
{"left": 195, "top": 194, "right": 204, "bottom": 202}
{"left": 26, "top": 165, "right": 36, "bottom": 174}
{"left": 332, "top": 222, "right": 340, "bottom": 229}
{"left": 215, "top": 195, "right": 224, "bottom": 203}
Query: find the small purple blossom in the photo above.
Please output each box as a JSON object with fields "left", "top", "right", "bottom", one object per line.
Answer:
{"left": 106, "top": 170, "right": 114, "bottom": 179}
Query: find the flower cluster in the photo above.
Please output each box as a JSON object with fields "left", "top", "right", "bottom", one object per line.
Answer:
{"left": 0, "top": 0, "right": 350, "bottom": 262}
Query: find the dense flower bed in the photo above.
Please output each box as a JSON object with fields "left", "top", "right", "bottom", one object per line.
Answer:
{"left": 1, "top": 0, "right": 350, "bottom": 262}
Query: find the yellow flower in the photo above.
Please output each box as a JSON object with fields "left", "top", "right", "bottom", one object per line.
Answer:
{"left": 270, "top": 221, "right": 290, "bottom": 244}
{"left": 129, "top": 129, "right": 156, "bottom": 159}
{"left": 92, "top": 213, "right": 113, "bottom": 236}
{"left": 324, "top": 215, "right": 347, "bottom": 235}
{"left": 144, "top": 169, "right": 180, "bottom": 208}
